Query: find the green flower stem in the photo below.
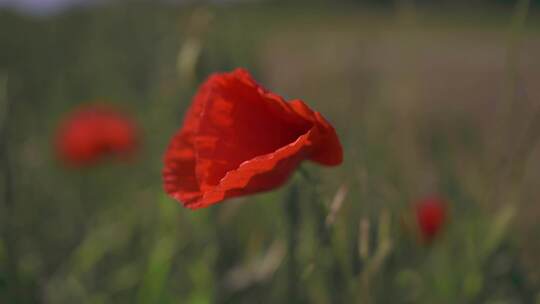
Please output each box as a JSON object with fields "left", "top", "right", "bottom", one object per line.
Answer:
{"left": 284, "top": 179, "right": 301, "bottom": 304}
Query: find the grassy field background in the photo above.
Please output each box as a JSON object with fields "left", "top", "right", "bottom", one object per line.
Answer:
{"left": 1, "top": 1, "right": 540, "bottom": 303}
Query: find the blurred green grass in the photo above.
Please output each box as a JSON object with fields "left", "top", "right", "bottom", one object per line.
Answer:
{"left": 1, "top": 2, "right": 540, "bottom": 303}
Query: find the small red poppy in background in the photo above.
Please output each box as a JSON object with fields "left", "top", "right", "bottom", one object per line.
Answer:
{"left": 163, "top": 68, "right": 343, "bottom": 209}
{"left": 55, "top": 105, "right": 138, "bottom": 167}
{"left": 415, "top": 197, "right": 447, "bottom": 243}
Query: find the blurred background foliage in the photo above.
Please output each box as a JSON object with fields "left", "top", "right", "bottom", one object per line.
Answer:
{"left": 2, "top": 0, "right": 540, "bottom": 303}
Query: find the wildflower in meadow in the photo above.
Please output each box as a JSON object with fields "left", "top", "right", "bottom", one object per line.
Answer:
{"left": 415, "top": 196, "right": 447, "bottom": 243}
{"left": 163, "top": 68, "right": 342, "bottom": 209}
{"left": 55, "top": 105, "right": 138, "bottom": 167}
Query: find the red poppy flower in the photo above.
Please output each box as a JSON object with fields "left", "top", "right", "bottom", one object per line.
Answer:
{"left": 163, "top": 68, "right": 343, "bottom": 209}
{"left": 55, "top": 105, "right": 138, "bottom": 167}
{"left": 415, "top": 197, "right": 447, "bottom": 243}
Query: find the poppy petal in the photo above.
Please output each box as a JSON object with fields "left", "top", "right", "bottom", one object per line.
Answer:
{"left": 186, "top": 129, "right": 314, "bottom": 209}
{"left": 163, "top": 129, "right": 202, "bottom": 204}
{"left": 194, "top": 69, "right": 311, "bottom": 191}
{"left": 163, "top": 85, "right": 207, "bottom": 203}
{"left": 289, "top": 100, "right": 343, "bottom": 166}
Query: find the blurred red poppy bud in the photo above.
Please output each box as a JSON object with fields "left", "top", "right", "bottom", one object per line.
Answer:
{"left": 163, "top": 68, "right": 343, "bottom": 209}
{"left": 55, "top": 105, "right": 138, "bottom": 167}
{"left": 415, "top": 197, "right": 447, "bottom": 243}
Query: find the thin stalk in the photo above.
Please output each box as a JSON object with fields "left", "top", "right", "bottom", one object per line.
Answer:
{"left": 495, "top": 0, "right": 530, "bottom": 138}
{"left": 0, "top": 74, "right": 19, "bottom": 300}
{"left": 504, "top": 0, "right": 530, "bottom": 106}
{"left": 284, "top": 180, "right": 301, "bottom": 304}
{"left": 359, "top": 209, "right": 393, "bottom": 304}
{"left": 490, "top": 0, "right": 531, "bottom": 207}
